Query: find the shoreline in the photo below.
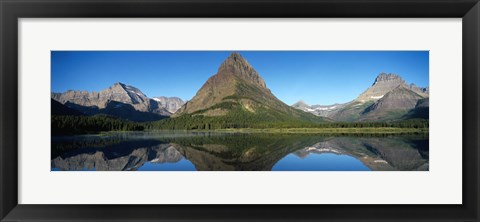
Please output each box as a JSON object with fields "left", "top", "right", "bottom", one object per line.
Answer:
{"left": 147, "top": 127, "right": 428, "bottom": 134}
{"left": 52, "top": 127, "right": 429, "bottom": 136}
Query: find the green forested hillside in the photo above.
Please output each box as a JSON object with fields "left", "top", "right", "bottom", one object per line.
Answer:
{"left": 145, "top": 111, "right": 428, "bottom": 130}
{"left": 146, "top": 104, "right": 323, "bottom": 130}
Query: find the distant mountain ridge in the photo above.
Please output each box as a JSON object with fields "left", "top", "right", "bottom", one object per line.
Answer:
{"left": 292, "top": 73, "right": 429, "bottom": 122}
{"left": 152, "top": 96, "right": 185, "bottom": 114}
{"left": 52, "top": 82, "right": 174, "bottom": 122}
{"left": 291, "top": 101, "right": 347, "bottom": 118}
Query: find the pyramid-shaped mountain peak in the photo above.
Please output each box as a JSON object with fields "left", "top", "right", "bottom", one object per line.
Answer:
{"left": 229, "top": 52, "right": 243, "bottom": 60}
{"left": 220, "top": 52, "right": 250, "bottom": 69}
{"left": 218, "top": 52, "right": 266, "bottom": 88}
{"left": 173, "top": 53, "right": 325, "bottom": 124}
{"left": 113, "top": 82, "right": 145, "bottom": 93}
{"left": 112, "top": 82, "right": 131, "bottom": 90}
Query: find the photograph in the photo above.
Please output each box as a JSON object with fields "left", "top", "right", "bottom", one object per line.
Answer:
{"left": 3, "top": 0, "right": 477, "bottom": 220}
{"left": 50, "top": 51, "right": 429, "bottom": 171}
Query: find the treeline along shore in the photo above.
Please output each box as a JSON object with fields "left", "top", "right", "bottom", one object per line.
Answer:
{"left": 51, "top": 114, "right": 428, "bottom": 136}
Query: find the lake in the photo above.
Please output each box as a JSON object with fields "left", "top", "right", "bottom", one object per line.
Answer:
{"left": 51, "top": 132, "right": 429, "bottom": 171}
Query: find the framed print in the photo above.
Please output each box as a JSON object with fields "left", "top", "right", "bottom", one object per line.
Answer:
{"left": 1, "top": 0, "right": 479, "bottom": 221}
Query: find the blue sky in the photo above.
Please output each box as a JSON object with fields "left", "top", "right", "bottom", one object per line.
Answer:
{"left": 51, "top": 51, "right": 429, "bottom": 105}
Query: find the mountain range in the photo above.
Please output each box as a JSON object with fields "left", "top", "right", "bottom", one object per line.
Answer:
{"left": 292, "top": 73, "right": 429, "bottom": 122}
{"left": 52, "top": 52, "right": 428, "bottom": 125}
{"left": 51, "top": 83, "right": 185, "bottom": 122}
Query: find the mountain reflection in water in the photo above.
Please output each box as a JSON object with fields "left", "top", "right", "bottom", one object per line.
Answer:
{"left": 51, "top": 132, "right": 428, "bottom": 171}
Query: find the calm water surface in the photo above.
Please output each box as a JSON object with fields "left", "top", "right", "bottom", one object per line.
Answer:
{"left": 51, "top": 132, "right": 429, "bottom": 171}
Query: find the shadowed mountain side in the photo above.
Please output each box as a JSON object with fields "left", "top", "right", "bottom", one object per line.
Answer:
{"left": 403, "top": 98, "right": 429, "bottom": 120}
{"left": 51, "top": 98, "right": 84, "bottom": 116}
{"left": 63, "top": 101, "right": 167, "bottom": 122}
{"left": 358, "top": 86, "right": 425, "bottom": 121}
{"left": 52, "top": 140, "right": 183, "bottom": 171}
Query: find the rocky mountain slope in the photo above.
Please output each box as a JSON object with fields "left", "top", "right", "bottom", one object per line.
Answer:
{"left": 52, "top": 82, "right": 171, "bottom": 121}
{"left": 407, "top": 83, "right": 429, "bottom": 97}
{"left": 152, "top": 96, "right": 185, "bottom": 114}
{"left": 359, "top": 85, "right": 425, "bottom": 121}
{"left": 173, "top": 52, "right": 326, "bottom": 124}
{"left": 356, "top": 73, "right": 407, "bottom": 102}
{"left": 293, "top": 73, "right": 429, "bottom": 122}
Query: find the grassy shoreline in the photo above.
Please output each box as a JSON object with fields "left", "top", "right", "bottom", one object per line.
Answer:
{"left": 147, "top": 127, "right": 428, "bottom": 134}
{"left": 53, "top": 127, "right": 428, "bottom": 136}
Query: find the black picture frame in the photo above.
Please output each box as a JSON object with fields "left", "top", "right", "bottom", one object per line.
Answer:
{"left": 1, "top": 0, "right": 479, "bottom": 221}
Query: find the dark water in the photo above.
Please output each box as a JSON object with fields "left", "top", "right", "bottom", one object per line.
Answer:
{"left": 51, "top": 132, "right": 429, "bottom": 171}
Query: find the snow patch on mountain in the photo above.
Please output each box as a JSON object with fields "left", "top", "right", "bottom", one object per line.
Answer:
{"left": 370, "top": 95, "right": 384, "bottom": 99}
